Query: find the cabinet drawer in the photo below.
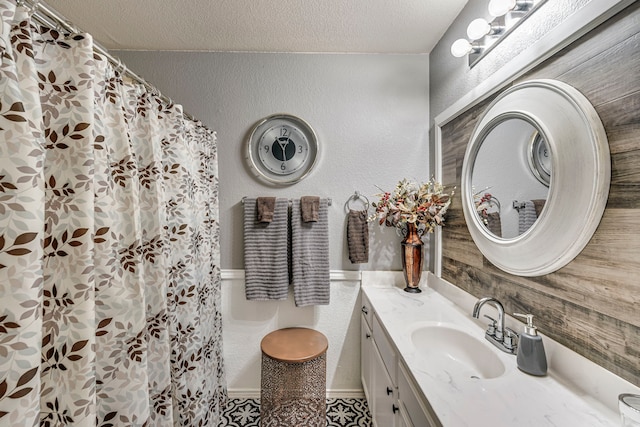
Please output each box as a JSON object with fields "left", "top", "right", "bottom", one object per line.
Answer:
{"left": 361, "top": 292, "right": 373, "bottom": 328}
{"left": 373, "top": 314, "right": 397, "bottom": 386}
{"left": 398, "top": 362, "right": 441, "bottom": 427}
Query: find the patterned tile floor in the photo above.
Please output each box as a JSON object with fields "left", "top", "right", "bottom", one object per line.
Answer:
{"left": 218, "top": 398, "right": 372, "bottom": 426}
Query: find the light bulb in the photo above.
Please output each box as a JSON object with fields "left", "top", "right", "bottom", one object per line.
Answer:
{"left": 488, "top": 0, "right": 516, "bottom": 17}
{"left": 450, "top": 39, "right": 473, "bottom": 58}
{"left": 467, "top": 18, "right": 491, "bottom": 40}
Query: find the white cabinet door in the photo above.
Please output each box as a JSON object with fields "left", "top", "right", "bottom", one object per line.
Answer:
{"left": 371, "top": 342, "right": 396, "bottom": 427}
{"left": 361, "top": 292, "right": 373, "bottom": 329}
{"left": 398, "top": 362, "right": 440, "bottom": 427}
{"left": 397, "top": 402, "right": 414, "bottom": 427}
{"left": 361, "top": 313, "right": 373, "bottom": 405}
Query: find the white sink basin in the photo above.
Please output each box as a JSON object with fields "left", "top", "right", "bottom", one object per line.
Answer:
{"left": 411, "top": 324, "right": 505, "bottom": 380}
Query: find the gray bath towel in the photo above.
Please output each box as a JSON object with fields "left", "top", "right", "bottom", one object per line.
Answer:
{"left": 518, "top": 200, "right": 538, "bottom": 234}
{"left": 291, "top": 198, "right": 330, "bottom": 306}
{"left": 532, "top": 199, "right": 546, "bottom": 218}
{"left": 347, "top": 209, "right": 369, "bottom": 263}
{"left": 243, "top": 198, "right": 289, "bottom": 301}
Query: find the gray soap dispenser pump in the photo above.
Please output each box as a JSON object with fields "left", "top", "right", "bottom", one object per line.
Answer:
{"left": 513, "top": 313, "right": 547, "bottom": 376}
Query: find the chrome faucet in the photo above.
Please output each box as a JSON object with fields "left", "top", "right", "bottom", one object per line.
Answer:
{"left": 472, "top": 297, "right": 517, "bottom": 354}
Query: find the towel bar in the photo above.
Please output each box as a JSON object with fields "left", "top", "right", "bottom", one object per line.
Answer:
{"left": 241, "top": 196, "right": 332, "bottom": 206}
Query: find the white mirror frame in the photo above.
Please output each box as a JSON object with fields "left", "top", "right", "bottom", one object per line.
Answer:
{"left": 461, "top": 79, "right": 610, "bottom": 276}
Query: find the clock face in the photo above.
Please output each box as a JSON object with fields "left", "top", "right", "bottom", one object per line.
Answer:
{"left": 247, "top": 114, "right": 318, "bottom": 185}
{"left": 527, "top": 131, "right": 551, "bottom": 187}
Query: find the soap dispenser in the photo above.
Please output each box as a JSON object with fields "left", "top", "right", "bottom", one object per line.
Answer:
{"left": 513, "top": 313, "right": 547, "bottom": 376}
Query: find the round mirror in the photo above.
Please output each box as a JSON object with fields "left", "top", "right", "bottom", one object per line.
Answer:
{"left": 461, "top": 79, "right": 610, "bottom": 276}
{"left": 471, "top": 116, "right": 550, "bottom": 239}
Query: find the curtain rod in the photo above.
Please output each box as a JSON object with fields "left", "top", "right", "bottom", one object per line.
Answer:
{"left": 17, "top": 0, "right": 197, "bottom": 122}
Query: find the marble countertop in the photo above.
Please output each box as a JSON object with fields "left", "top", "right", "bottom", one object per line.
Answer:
{"left": 362, "top": 271, "right": 640, "bottom": 427}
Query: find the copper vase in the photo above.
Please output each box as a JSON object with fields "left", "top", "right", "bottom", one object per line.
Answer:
{"left": 401, "top": 222, "right": 423, "bottom": 293}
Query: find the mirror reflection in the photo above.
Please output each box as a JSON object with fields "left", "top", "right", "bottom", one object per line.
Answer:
{"left": 471, "top": 118, "right": 550, "bottom": 239}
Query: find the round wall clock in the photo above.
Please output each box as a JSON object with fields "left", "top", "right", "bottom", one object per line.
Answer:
{"left": 527, "top": 131, "right": 551, "bottom": 187}
{"left": 246, "top": 114, "right": 319, "bottom": 185}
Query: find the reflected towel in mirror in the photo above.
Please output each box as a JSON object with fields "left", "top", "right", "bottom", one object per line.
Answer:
{"left": 518, "top": 200, "right": 538, "bottom": 234}
{"left": 486, "top": 212, "right": 502, "bottom": 237}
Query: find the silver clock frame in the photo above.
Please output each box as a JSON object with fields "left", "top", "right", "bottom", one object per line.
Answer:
{"left": 526, "top": 131, "right": 551, "bottom": 187}
{"left": 246, "top": 113, "right": 319, "bottom": 185}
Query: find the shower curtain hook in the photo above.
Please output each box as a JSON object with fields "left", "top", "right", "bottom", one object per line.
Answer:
{"left": 114, "top": 58, "right": 126, "bottom": 77}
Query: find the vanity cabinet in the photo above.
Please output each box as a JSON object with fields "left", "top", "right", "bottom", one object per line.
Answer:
{"left": 361, "top": 292, "right": 439, "bottom": 427}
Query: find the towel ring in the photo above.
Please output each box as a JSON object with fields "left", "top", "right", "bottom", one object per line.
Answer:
{"left": 345, "top": 191, "right": 370, "bottom": 212}
{"left": 489, "top": 195, "right": 501, "bottom": 211}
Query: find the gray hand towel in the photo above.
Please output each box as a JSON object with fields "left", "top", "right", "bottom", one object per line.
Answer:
{"left": 243, "top": 198, "right": 289, "bottom": 301}
{"left": 485, "top": 212, "right": 502, "bottom": 237}
{"left": 347, "top": 209, "right": 369, "bottom": 264}
{"left": 301, "top": 196, "right": 320, "bottom": 222}
{"left": 257, "top": 196, "right": 276, "bottom": 223}
{"left": 291, "top": 198, "right": 330, "bottom": 306}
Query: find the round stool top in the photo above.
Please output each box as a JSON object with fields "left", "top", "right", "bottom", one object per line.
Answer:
{"left": 261, "top": 327, "right": 328, "bottom": 363}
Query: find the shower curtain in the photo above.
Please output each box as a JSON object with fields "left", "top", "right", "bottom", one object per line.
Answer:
{"left": 0, "top": 2, "right": 226, "bottom": 426}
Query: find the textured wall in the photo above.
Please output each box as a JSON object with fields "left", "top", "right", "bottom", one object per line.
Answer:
{"left": 116, "top": 51, "right": 432, "bottom": 272}
{"left": 437, "top": 3, "right": 640, "bottom": 386}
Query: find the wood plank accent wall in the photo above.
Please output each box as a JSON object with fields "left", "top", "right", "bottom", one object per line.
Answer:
{"left": 440, "top": 3, "right": 640, "bottom": 386}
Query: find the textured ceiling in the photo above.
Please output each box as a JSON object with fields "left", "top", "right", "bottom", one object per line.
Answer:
{"left": 44, "top": 0, "right": 468, "bottom": 54}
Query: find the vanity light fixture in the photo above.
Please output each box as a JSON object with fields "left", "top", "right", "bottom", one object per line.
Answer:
{"left": 488, "top": 0, "right": 533, "bottom": 17}
{"left": 451, "top": 0, "right": 546, "bottom": 67}
{"left": 450, "top": 39, "right": 480, "bottom": 58}
{"left": 466, "top": 18, "right": 503, "bottom": 41}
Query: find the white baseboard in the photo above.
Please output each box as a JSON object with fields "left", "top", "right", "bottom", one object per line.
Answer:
{"left": 227, "top": 388, "right": 365, "bottom": 400}
{"left": 221, "top": 269, "right": 362, "bottom": 282}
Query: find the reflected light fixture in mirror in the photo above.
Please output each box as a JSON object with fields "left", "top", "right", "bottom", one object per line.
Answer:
{"left": 450, "top": 0, "right": 547, "bottom": 67}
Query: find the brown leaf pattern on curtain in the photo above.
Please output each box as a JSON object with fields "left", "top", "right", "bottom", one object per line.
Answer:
{"left": 0, "top": 2, "right": 226, "bottom": 425}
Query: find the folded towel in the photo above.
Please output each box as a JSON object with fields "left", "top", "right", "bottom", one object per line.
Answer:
{"left": 291, "top": 198, "right": 330, "bottom": 306}
{"left": 301, "top": 196, "right": 320, "bottom": 222}
{"left": 347, "top": 209, "right": 369, "bottom": 264}
{"left": 243, "top": 198, "right": 289, "bottom": 301}
{"left": 485, "top": 212, "right": 502, "bottom": 237}
{"left": 257, "top": 196, "right": 276, "bottom": 223}
{"left": 518, "top": 200, "right": 537, "bottom": 234}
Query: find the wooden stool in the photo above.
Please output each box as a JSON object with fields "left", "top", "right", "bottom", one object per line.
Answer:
{"left": 260, "top": 327, "right": 328, "bottom": 427}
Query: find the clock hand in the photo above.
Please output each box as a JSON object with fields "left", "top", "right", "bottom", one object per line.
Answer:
{"left": 277, "top": 138, "right": 288, "bottom": 162}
